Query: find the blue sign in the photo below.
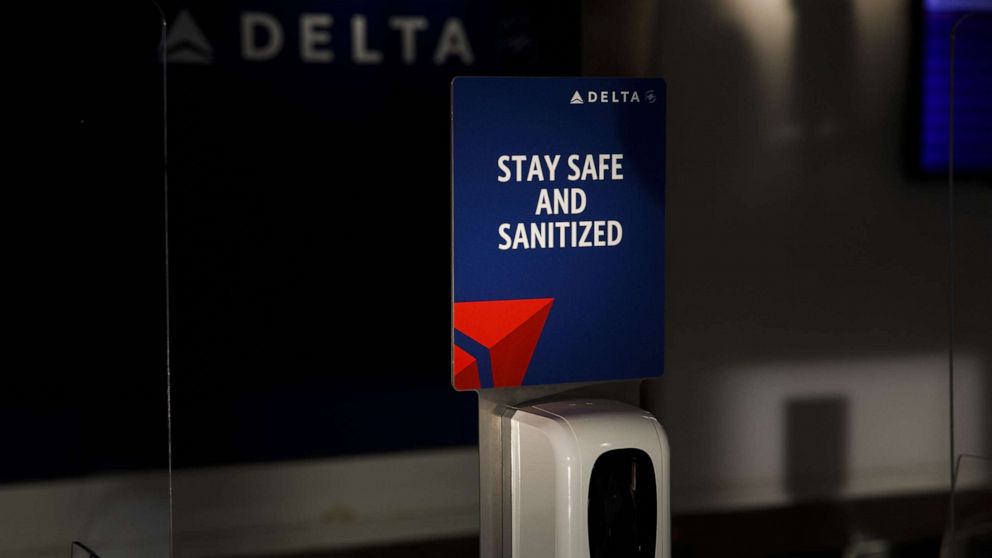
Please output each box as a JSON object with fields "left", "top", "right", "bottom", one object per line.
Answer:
{"left": 452, "top": 77, "right": 666, "bottom": 390}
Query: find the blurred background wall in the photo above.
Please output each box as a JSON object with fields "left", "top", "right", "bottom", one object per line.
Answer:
{"left": 641, "top": 0, "right": 990, "bottom": 513}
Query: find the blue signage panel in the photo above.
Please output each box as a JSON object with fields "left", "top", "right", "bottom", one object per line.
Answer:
{"left": 452, "top": 77, "right": 666, "bottom": 390}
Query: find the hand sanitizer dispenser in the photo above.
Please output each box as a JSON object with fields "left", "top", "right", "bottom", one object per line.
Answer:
{"left": 507, "top": 399, "right": 670, "bottom": 558}
{"left": 452, "top": 77, "right": 670, "bottom": 558}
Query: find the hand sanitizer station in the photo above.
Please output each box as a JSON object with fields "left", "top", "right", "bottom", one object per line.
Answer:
{"left": 452, "top": 77, "right": 670, "bottom": 558}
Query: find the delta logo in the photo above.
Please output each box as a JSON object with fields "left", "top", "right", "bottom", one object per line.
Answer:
{"left": 165, "top": 8, "right": 475, "bottom": 66}
{"left": 570, "top": 89, "right": 656, "bottom": 104}
{"left": 452, "top": 298, "right": 553, "bottom": 390}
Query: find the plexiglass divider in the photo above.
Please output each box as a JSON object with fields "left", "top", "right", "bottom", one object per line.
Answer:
{"left": 943, "top": 9, "right": 992, "bottom": 556}
{"left": 943, "top": 455, "right": 992, "bottom": 557}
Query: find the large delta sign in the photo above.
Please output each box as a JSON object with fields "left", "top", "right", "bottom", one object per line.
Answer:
{"left": 452, "top": 77, "right": 667, "bottom": 391}
{"left": 167, "top": 7, "right": 474, "bottom": 66}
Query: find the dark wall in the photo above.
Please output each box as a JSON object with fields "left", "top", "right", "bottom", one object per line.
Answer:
{"left": 4, "top": 2, "right": 168, "bottom": 483}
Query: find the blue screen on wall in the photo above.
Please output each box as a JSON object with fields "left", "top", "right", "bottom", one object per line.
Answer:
{"left": 919, "top": 1, "right": 991, "bottom": 176}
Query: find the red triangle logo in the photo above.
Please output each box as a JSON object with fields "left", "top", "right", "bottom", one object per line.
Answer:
{"left": 454, "top": 298, "right": 553, "bottom": 388}
{"left": 453, "top": 345, "right": 480, "bottom": 390}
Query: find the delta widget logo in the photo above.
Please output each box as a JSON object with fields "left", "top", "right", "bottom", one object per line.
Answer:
{"left": 452, "top": 298, "right": 553, "bottom": 390}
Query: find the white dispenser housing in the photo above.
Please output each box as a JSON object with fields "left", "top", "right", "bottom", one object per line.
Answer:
{"left": 507, "top": 399, "right": 670, "bottom": 558}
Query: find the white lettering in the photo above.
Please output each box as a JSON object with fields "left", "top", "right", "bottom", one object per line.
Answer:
{"left": 535, "top": 190, "right": 553, "bottom": 215}
{"left": 598, "top": 154, "right": 610, "bottom": 180}
{"left": 498, "top": 224, "right": 512, "bottom": 250}
{"left": 580, "top": 90, "right": 642, "bottom": 104}
{"left": 498, "top": 221, "right": 624, "bottom": 250}
{"left": 388, "top": 16, "right": 428, "bottom": 64}
{"left": 242, "top": 12, "right": 284, "bottom": 61}
{"left": 433, "top": 18, "right": 474, "bottom": 65}
{"left": 511, "top": 155, "right": 526, "bottom": 181}
{"left": 513, "top": 224, "right": 530, "bottom": 250}
{"left": 567, "top": 155, "right": 581, "bottom": 180}
{"left": 571, "top": 188, "right": 587, "bottom": 214}
{"left": 593, "top": 221, "right": 605, "bottom": 246}
{"left": 300, "top": 13, "right": 333, "bottom": 63}
{"left": 556, "top": 222, "right": 569, "bottom": 246}
{"left": 581, "top": 156, "right": 597, "bottom": 181}
{"left": 563, "top": 154, "right": 624, "bottom": 181}
{"left": 578, "top": 221, "right": 593, "bottom": 247}
{"left": 608, "top": 221, "right": 623, "bottom": 245}
{"left": 497, "top": 156, "right": 511, "bottom": 183}
{"left": 547, "top": 188, "right": 586, "bottom": 214}
{"left": 527, "top": 156, "right": 544, "bottom": 182}
{"left": 351, "top": 15, "right": 382, "bottom": 64}
{"left": 530, "top": 223, "right": 546, "bottom": 248}
{"left": 543, "top": 155, "right": 560, "bottom": 181}
{"left": 611, "top": 154, "right": 624, "bottom": 180}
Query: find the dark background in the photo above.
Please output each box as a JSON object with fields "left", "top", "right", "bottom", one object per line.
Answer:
{"left": 4, "top": 2, "right": 168, "bottom": 482}
{"left": 3, "top": 0, "right": 581, "bottom": 481}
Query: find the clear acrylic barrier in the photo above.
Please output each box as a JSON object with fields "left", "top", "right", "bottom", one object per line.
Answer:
{"left": 943, "top": 456, "right": 992, "bottom": 557}
{"left": 944, "top": 10, "right": 992, "bottom": 557}
{"left": 946, "top": 9, "right": 992, "bottom": 468}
